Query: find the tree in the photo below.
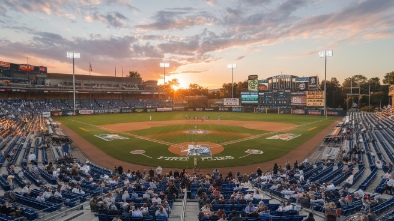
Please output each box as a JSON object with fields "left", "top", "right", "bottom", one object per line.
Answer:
{"left": 342, "top": 75, "right": 367, "bottom": 88}
{"left": 188, "top": 83, "right": 208, "bottom": 96}
{"left": 383, "top": 71, "right": 394, "bottom": 85}
{"left": 128, "top": 71, "right": 141, "bottom": 78}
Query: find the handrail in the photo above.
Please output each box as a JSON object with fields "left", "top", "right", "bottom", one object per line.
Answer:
{"left": 180, "top": 188, "right": 188, "bottom": 221}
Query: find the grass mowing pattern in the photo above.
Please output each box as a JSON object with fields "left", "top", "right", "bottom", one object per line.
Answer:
{"left": 56, "top": 112, "right": 339, "bottom": 168}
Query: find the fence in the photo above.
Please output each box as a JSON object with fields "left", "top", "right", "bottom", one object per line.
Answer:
{"left": 180, "top": 188, "right": 188, "bottom": 221}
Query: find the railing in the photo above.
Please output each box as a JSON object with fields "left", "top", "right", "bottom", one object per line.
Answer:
{"left": 180, "top": 188, "right": 188, "bottom": 221}
{"left": 40, "top": 200, "right": 90, "bottom": 221}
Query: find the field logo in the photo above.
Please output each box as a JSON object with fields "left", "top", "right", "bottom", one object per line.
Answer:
{"left": 267, "top": 133, "right": 300, "bottom": 141}
{"left": 245, "top": 149, "right": 263, "bottom": 154}
{"left": 95, "top": 134, "right": 129, "bottom": 141}
{"left": 130, "top": 150, "right": 145, "bottom": 154}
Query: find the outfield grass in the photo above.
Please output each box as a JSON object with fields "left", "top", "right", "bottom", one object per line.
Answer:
{"left": 56, "top": 112, "right": 339, "bottom": 168}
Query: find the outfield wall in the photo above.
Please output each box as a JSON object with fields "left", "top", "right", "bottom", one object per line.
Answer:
{"left": 45, "top": 107, "right": 346, "bottom": 117}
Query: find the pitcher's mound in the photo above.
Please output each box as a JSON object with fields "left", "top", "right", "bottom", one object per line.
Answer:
{"left": 168, "top": 142, "right": 224, "bottom": 156}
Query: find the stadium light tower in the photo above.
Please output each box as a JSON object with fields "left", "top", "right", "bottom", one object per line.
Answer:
{"left": 319, "top": 50, "right": 333, "bottom": 119}
{"left": 227, "top": 63, "right": 237, "bottom": 98}
{"left": 160, "top": 62, "right": 169, "bottom": 84}
{"left": 67, "top": 52, "right": 80, "bottom": 114}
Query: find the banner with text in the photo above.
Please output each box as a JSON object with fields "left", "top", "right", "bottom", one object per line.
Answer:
{"left": 223, "top": 98, "right": 239, "bottom": 106}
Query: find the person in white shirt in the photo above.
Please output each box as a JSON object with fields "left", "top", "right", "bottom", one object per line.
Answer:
{"left": 28, "top": 152, "right": 36, "bottom": 163}
{"left": 281, "top": 189, "right": 295, "bottom": 200}
{"left": 244, "top": 192, "right": 253, "bottom": 200}
{"left": 122, "top": 191, "right": 129, "bottom": 202}
{"left": 156, "top": 166, "right": 162, "bottom": 176}
{"left": 36, "top": 193, "right": 45, "bottom": 203}
{"left": 376, "top": 160, "right": 383, "bottom": 169}
{"left": 276, "top": 202, "right": 286, "bottom": 212}
{"left": 253, "top": 190, "right": 262, "bottom": 200}
{"left": 151, "top": 194, "right": 162, "bottom": 205}
{"left": 155, "top": 206, "right": 168, "bottom": 217}
{"left": 355, "top": 189, "right": 364, "bottom": 199}
{"left": 21, "top": 185, "right": 31, "bottom": 196}
{"left": 54, "top": 190, "right": 62, "bottom": 198}
{"left": 386, "top": 178, "right": 394, "bottom": 195}
{"left": 131, "top": 207, "right": 143, "bottom": 217}
{"left": 43, "top": 188, "right": 53, "bottom": 199}
{"left": 326, "top": 182, "right": 336, "bottom": 191}
{"left": 345, "top": 174, "right": 354, "bottom": 187}
{"left": 284, "top": 202, "right": 294, "bottom": 211}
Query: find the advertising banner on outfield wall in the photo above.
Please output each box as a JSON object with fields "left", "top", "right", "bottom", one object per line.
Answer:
{"left": 133, "top": 108, "right": 146, "bottom": 113}
{"left": 94, "top": 109, "right": 109, "bottom": 114}
{"left": 327, "top": 110, "right": 346, "bottom": 116}
{"left": 79, "top": 110, "right": 93, "bottom": 115}
{"left": 172, "top": 107, "right": 185, "bottom": 111}
{"left": 204, "top": 107, "right": 217, "bottom": 111}
{"left": 292, "top": 109, "right": 305, "bottom": 115}
{"left": 108, "top": 109, "right": 121, "bottom": 113}
{"left": 223, "top": 98, "right": 239, "bottom": 106}
{"left": 42, "top": 112, "right": 51, "bottom": 117}
{"left": 51, "top": 111, "right": 62, "bottom": 116}
{"left": 219, "top": 107, "right": 231, "bottom": 112}
{"left": 62, "top": 111, "right": 75, "bottom": 116}
{"left": 157, "top": 108, "right": 173, "bottom": 112}
{"left": 121, "top": 109, "right": 133, "bottom": 113}
{"left": 307, "top": 110, "right": 322, "bottom": 115}
{"left": 146, "top": 108, "right": 156, "bottom": 112}
{"left": 232, "top": 107, "right": 242, "bottom": 112}
{"left": 195, "top": 108, "right": 203, "bottom": 111}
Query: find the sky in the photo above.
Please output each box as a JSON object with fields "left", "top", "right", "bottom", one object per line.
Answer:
{"left": 0, "top": 0, "right": 393, "bottom": 89}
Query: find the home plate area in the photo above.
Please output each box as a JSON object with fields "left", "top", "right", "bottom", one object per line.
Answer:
{"left": 168, "top": 142, "right": 224, "bottom": 156}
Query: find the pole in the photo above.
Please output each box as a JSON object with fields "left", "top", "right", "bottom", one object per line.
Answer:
{"left": 115, "top": 67, "right": 117, "bottom": 86}
{"left": 231, "top": 67, "right": 234, "bottom": 98}
{"left": 368, "top": 85, "right": 371, "bottom": 107}
{"left": 89, "top": 62, "right": 92, "bottom": 108}
{"left": 72, "top": 55, "right": 76, "bottom": 114}
{"left": 324, "top": 55, "right": 327, "bottom": 119}
{"left": 164, "top": 65, "right": 166, "bottom": 84}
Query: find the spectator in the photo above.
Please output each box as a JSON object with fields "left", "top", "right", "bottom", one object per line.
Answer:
{"left": 385, "top": 177, "right": 394, "bottom": 195}
{"left": 28, "top": 152, "right": 36, "bottom": 163}
{"left": 155, "top": 206, "right": 168, "bottom": 217}
{"left": 156, "top": 166, "right": 162, "bottom": 177}
{"left": 112, "top": 215, "right": 121, "bottom": 221}
{"left": 304, "top": 212, "right": 315, "bottom": 221}
{"left": 131, "top": 207, "right": 143, "bottom": 217}
{"left": 36, "top": 193, "right": 45, "bottom": 203}
{"left": 244, "top": 202, "right": 258, "bottom": 217}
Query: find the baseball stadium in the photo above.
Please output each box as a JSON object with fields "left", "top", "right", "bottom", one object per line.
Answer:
{"left": 1, "top": 59, "right": 394, "bottom": 221}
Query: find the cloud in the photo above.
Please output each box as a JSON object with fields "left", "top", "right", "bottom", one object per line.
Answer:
{"left": 85, "top": 11, "right": 128, "bottom": 27}
{"left": 286, "top": 0, "right": 394, "bottom": 41}
{"left": 235, "top": 56, "right": 245, "bottom": 61}
{"left": 136, "top": 8, "right": 218, "bottom": 30}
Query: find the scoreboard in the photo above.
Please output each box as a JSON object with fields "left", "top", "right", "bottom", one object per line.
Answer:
{"left": 306, "top": 91, "right": 324, "bottom": 107}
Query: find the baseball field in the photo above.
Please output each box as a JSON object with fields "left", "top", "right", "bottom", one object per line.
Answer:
{"left": 55, "top": 112, "right": 340, "bottom": 171}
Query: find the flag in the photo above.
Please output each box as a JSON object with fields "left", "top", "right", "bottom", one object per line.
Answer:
{"left": 89, "top": 63, "right": 92, "bottom": 72}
